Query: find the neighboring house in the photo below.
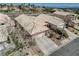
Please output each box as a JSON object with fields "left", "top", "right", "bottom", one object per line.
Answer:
{"left": 53, "top": 11, "right": 79, "bottom": 27}
{"left": 0, "top": 13, "right": 14, "bottom": 43}
{"left": 0, "top": 13, "right": 15, "bottom": 53}
{"left": 53, "top": 11, "right": 74, "bottom": 20}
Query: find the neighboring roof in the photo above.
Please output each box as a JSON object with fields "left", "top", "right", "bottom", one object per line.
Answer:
{"left": 53, "top": 11, "right": 74, "bottom": 16}
{"left": 0, "top": 13, "right": 14, "bottom": 42}
{"left": 51, "top": 37, "right": 79, "bottom": 56}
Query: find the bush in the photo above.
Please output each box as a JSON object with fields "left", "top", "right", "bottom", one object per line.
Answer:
{"left": 7, "top": 36, "right": 11, "bottom": 43}
{"left": 5, "top": 49, "right": 15, "bottom": 55}
{"left": 28, "top": 41, "right": 36, "bottom": 46}
{"left": 57, "top": 29, "right": 69, "bottom": 38}
{"left": 63, "top": 30, "right": 69, "bottom": 38}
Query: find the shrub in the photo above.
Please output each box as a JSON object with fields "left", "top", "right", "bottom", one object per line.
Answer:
{"left": 63, "top": 30, "right": 69, "bottom": 38}
{"left": 57, "top": 29, "right": 69, "bottom": 38}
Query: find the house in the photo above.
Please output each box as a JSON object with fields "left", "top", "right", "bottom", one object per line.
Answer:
{"left": 15, "top": 14, "right": 65, "bottom": 37}
{"left": 15, "top": 14, "right": 67, "bottom": 55}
